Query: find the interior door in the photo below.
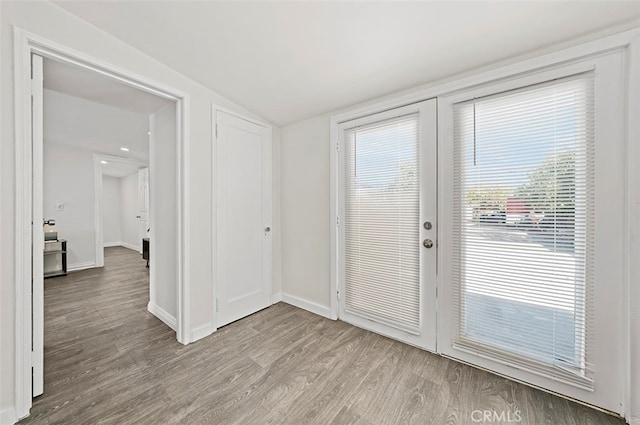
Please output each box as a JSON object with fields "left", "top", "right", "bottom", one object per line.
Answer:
{"left": 215, "top": 111, "right": 272, "bottom": 327}
{"left": 137, "top": 167, "right": 149, "bottom": 252}
{"left": 31, "top": 53, "right": 44, "bottom": 397}
{"left": 337, "top": 99, "right": 437, "bottom": 350}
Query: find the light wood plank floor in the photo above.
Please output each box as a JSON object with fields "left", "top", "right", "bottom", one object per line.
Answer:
{"left": 20, "top": 246, "right": 623, "bottom": 425}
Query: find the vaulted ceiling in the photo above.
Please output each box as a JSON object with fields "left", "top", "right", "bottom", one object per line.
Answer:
{"left": 53, "top": 1, "right": 640, "bottom": 126}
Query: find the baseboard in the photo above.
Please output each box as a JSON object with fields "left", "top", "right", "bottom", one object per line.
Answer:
{"left": 67, "top": 261, "right": 95, "bottom": 272}
{"left": 191, "top": 322, "right": 215, "bottom": 343}
{"left": 121, "top": 241, "right": 141, "bottom": 252}
{"left": 0, "top": 406, "right": 16, "bottom": 425}
{"left": 103, "top": 241, "right": 121, "bottom": 248}
{"left": 281, "top": 293, "right": 332, "bottom": 319}
{"left": 271, "top": 292, "right": 282, "bottom": 304}
{"left": 147, "top": 302, "right": 177, "bottom": 331}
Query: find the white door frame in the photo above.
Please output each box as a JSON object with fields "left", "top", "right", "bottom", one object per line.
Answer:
{"left": 211, "top": 104, "right": 273, "bottom": 330}
{"left": 13, "top": 27, "right": 191, "bottom": 420}
{"left": 437, "top": 53, "right": 625, "bottom": 413}
{"left": 94, "top": 154, "right": 148, "bottom": 267}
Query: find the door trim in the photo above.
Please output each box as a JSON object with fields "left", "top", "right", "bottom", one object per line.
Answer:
{"left": 13, "top": 27, "right": 191, "bottom": 420}
{"left": 93, "top": 154, "right": 148, "bottom": 267}
{"left": 211, "top": 104, "right": 273, "bottom": 331}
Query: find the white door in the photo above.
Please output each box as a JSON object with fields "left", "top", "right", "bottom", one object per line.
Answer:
{"left": 137, "top": 167, "right": 149, "bottom": 252}
{"left": 31, "top": 53, "right": 44, "bottom": 397}
{"left": 337, "top": 99, "right": 437, "bottom": 350}
{"left": 437, "top": 53, "right": 625, "bottom": 413}
{"left": 215, "top": 111, "right": 272, "bottom": 327}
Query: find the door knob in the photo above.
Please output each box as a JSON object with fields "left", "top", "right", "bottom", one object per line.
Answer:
{"left": 265, "top": 227, "right": 271, "bottom": 232}
{"left": 423, "top": 239, "right": 433, "bottom": 249}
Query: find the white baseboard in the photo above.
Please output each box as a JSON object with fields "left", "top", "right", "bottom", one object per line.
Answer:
{"left": 147, "top": 302, "right": 177, "bottom": 331}
{"left": 1, "top": 406, "right": 16, "bottom": 425}
{"left": 271, "top": 292, "right": 282, "bottom": 304}
{"left": 121, "top": 241, "right": 141, "bottom": 252}
{"left": 67, "top": 261, "right": 95, "bottom": 272}
{"left": 103, "top": 241, "right": 121, "bottom": 248}
{"left": 281, "top": 293, "right": 332, "bottom": 319}
{"left": 191, "top": 323, "right": 215, "bottom": 343}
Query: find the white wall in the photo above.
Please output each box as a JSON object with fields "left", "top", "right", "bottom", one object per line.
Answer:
{"left": 280, "top": 116, "right": 331, "bottom": 308}
{"left": 120, "top": 172, "right": 141, "bottom": 251}
{"left": 102, "top": 176, "right": 122, "bottom": 246}
{"left": 628, "top": 33, "right": 640, "bottom": 425}
{"left": 43, "top": 142, "right": 95, "bottom": 269}
{"left": 149, "top": 103, "right": 177, "bottom": 322}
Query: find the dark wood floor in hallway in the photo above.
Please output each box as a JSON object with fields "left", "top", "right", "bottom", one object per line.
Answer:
{"left": 19, "top": 246, "right": 622, "bottom": 425}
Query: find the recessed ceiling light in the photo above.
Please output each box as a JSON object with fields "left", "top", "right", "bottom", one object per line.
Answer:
{"left": 120, "top": 147, "right": 130, "bottom": 152}
{"left": 100, "top": 160, "right": 108, "bottom": 164}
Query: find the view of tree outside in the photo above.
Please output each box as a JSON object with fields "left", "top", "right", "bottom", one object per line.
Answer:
{"left": 466, "top": 149, "right": 576, "bottom": 222}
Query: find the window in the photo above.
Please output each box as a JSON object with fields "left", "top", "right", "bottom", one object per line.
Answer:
{"left": 343, "top": 113, "right": 421, "bottom": 333}
{"left": 451, "top": 73, "right": 594, "bottom": 384}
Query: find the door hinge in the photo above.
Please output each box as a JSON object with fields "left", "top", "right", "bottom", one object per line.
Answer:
{"left": 215, "top": 124, "right": 218, "bottom": 138}
{"left": 336, "top": 216, "right": 340, "bottom": 227}
{"left": 336, "top": 289, "right": 340, "bottom": 302}
{"left": 336, "top": 141, "right": 340, "bottom": 152}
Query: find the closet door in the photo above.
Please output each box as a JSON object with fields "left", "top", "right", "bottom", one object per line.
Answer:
{"left": 337, "top": 99, "right": 437, "bottom": 350}
{"left": 215, "top": 110, "right": 272, "bottom": 327}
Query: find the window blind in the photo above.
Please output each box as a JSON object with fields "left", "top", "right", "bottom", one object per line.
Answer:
{"left": 343, "top": 113, "right": 420, "bottom": 334}
{"left": 452, "top": 73, "right": 595, "bottom": 385}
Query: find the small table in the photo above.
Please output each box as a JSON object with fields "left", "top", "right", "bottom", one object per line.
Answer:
{"left": 44, "top": 239, "right": 67, "bottom": 278}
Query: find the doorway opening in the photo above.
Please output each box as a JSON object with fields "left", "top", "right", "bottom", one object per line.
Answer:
{"left": 14, "top": 28, "right": 189, "bottom": 419}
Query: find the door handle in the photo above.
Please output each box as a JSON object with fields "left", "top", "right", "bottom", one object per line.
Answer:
{"left": 423, "top": 239, "right": 433, "bottom": 249}
{"left": 264, "top": 227, "right": 271, "bottom": 233}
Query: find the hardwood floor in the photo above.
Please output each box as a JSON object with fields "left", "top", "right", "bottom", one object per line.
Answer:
{"left": 20, "top": 246, "right": 623, "bottom": 425}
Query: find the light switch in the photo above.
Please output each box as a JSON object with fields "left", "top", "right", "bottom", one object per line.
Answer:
{"left": 55, "top": 202, "right": 64, "bottom": 211}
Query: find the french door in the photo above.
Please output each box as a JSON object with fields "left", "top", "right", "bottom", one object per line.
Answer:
{"left": 337, "top": 99, "right": 437, "bottom": 350}
{"left": 437, "top": 53, "right": 625, "bottom": 413}
{"left": 334, "top": 52, "right": 624, "bottom": 414}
